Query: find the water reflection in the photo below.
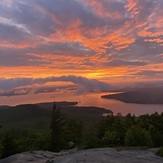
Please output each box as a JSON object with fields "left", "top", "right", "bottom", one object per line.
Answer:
{"left": 0, "top": 91, "right": 162, "bottom": 116}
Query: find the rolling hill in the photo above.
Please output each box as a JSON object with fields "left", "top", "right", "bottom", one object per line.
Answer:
{"left": 0, "top": 102, "right": 112, "bottom": 129}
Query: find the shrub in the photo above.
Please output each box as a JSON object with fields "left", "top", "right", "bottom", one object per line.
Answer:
{"left": 102, "top": 131, "right": 121, "bottom": 147}
{"left": 125, "top": 126, "right": 153, "bottom": 147}
{"left": 156, "top": 147, "right": 163, "bottom": 157}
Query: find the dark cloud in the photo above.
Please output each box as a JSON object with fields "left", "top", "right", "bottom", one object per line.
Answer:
{"left": 0, "top": 76, "right": 111, "bottom": 93}
{"left": 135, "top": 70, "right": 163, "bottom": 76}
{"left": 0, "top": 84, "right": 77, "bottom": 97}
{"left": 0, "top": 0, "right": 55, "bottom": 36}
{"left": 104, "top": 59, "right": 147, "bottom": 67}
{"left": 30, "top": 42, "right": 95, "bottom": 56}
{"left": 36, "top": 0, "right": 107, "bottom": 28}
{"left": 0, "top": 44, "right": 57, "bottom": 67}
{"left": 0, "top": 40, "right": 95, "bottom": 67}
{"left": 0, "top": 19, "right": 32, "bottom": 43}
{"left": 114, "top": 37, "right": 163, "bottom": 64}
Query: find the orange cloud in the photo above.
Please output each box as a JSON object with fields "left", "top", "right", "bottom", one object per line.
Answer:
{"left": 0, "top": 0, "right": 162, "bottom": 84}
{"left": 82, "top": 0, "right": 125, "bottom": 20}
{"left": 125, "top": 0, "right": 140, "bottom": 18}
{"left": 45, "top": 20, "right": 136, "bottom": 54}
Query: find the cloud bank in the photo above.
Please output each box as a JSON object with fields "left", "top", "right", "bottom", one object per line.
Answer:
{"left": 0, "top": 75, "right": 110, "bottom": 96}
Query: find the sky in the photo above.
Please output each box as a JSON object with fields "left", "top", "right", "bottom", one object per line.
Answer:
{"left": 0, "top": 0, "right": 163, "bottom": 96}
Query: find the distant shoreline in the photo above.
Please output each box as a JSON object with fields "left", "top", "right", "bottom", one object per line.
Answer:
{"left": 101, "top": 90, "right": 163, "bottom": 105}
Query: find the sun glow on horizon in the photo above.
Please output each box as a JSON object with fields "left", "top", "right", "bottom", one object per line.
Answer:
{"left": 0, "top": 0, "right": 162, "bottom": 88}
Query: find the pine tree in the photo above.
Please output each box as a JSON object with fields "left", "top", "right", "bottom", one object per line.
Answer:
{"left": 1, "top": 131, "right": 18, "bottom": 158}
{"left": 50, "top": 103, "right": 63, "bottom": 152}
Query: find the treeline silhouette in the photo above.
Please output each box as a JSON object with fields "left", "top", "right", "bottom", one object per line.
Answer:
{"left": 0, "top": 103, "right": 163, "bottom": 158}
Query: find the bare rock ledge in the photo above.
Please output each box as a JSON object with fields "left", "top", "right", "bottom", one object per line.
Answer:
{"left": 0, "top": 148, "right": 163, "bottom": 163}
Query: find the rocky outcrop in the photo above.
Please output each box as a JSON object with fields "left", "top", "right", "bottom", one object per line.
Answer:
{"left": 0, "top": 148, "right": 163, "bottom": 163}
{"left": 0, "top": 151, "right": 69, "bottom": 163}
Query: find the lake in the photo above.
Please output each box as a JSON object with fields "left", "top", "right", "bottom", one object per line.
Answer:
{"left": 0, "top": 91, "right": 163, "bottom": 116}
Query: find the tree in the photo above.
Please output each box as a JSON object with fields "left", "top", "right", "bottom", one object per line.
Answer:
{"left": 1, "top": 130, "right": 18, "bottom": 158}
{"left": 82, "top": 131, "right": 102, "bottom": 149}
{"left": 96, "top": 115, "right": 115, "bottom": 139}
{"left": 125, "top": 113, "right": 136, "bottom": 129}
{"left": 125, "top": 126, "right": 153, "bottom": 147}
{"left": 102, "top": 131, "right": 121, "bottom": 147}
{"left": 102, "top": 118, "right": 126, "bottom": 147}
{"left": 50, "top": 103, "right": 64, "bottom": 152}
{"left": 149, "top": 125, "right": 163, "bottom": 147}
{"left": 64, "top": 119, "right": 83, "bottom": 147}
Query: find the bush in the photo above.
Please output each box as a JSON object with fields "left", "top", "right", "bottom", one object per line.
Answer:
{"left": 125, "top": 126, "right": 153, "bottom": 147}
{"left": 156, "top": 147, "right": 163, "bottom": 157}
{"left": 82, "top": 132, "right": 102, "bottom": 149}
{"left": 102, "top": 131, "right": 121, "bottom": 147}
{"left": 63, "top": 119, "right": 83, "bottom": 147}
{"left": 1, "top": 131, "right": 18, "bottom": 158}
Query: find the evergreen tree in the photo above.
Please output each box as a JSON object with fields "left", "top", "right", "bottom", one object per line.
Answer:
{"left": 50, "top": 103, "right": 64, "bottom": 152}
{"left": 1, "top": 131, "right": 18, "bottom": 158}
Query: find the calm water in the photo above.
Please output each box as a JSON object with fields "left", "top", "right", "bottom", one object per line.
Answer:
{"left": 0, "top": 91, "right": 163, "bottom": 116}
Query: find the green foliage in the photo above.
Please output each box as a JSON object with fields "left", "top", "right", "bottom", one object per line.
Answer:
{"left": 0, "top": 128, "right": 50, "bottom": 158}
{"left": 95, "top": 112, "right": 163, "bottom": 148}
{"left": 1, "top": 103, "right": 163, "bottom": 158}
{"left": 82, "top": 131, "right": 102, "bottom": 149}
{"left": 125, "top": 126, "right": 153, "bottom": 147}
{"left": 63, "top": 119, "right": 83, "bottom": 147}
{"left": 102, "top": 131, "right": 121, "bottom": 147}
{"left": 50, "top": 103, "right": 64, "bottom": 152}
{"left": 96, "top": 116, "right": 126, "bottom": 147}
{"left": 1, "top": 130, "right": 18, "bottom": 158}
{"left": 156, "top": 147, "right": 163, "bottom": 157}
{"left": 16, "top": 129, "right": 50, "bottom": 151}
{"left": 124, "top": 113, "right": 136, "bottom": 128}
{"left": 149, "top": 125, "right": 163, "bottom": 147}
{"left": 96, "top": 115, "right": 115, "bottom": 139}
